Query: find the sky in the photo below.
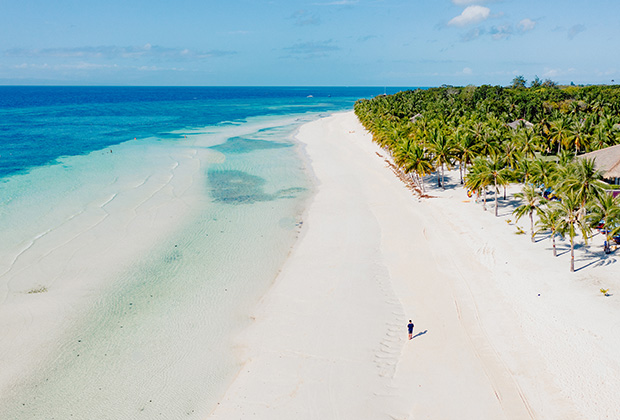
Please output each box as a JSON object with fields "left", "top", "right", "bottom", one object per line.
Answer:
{"left": 0, "top": 0, "right": 618, "bottom": 87}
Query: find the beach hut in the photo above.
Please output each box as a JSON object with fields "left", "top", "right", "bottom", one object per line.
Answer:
{"left": 578, "top": 144, "right": 620, "bottom": 186}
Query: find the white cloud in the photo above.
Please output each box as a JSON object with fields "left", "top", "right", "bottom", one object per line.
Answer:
{"left": 448, "top": 5, "right": 490, "bottom": 27}
{"left": 519, "top": 18, "right": 536, "bottom": 32}
{"left": 595, "top": 69, "right": 617, "bottom": 77}
{"left": 461, "top": 27, "right": 484, "bottom": 42}
{"left": 4, "top": 45, "right": 236, "bottom": 60}
{"left": 463, "top": 67, "right": 473, "bottom": 75}
{"left": 543, "top": 69, "right": 559, "bottom": 78}
{"left": 490, "top": 25, "right": 512, "bottom": 40}
{"left": 543, "top": 67, "right": 576, "bottom": 78}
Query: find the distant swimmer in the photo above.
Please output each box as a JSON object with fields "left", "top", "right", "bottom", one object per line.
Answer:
{"left": 407, "top": 320, "right": 414, "bottom": 340}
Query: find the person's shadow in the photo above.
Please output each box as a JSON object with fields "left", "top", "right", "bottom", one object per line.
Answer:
{"left": 412, "top": 330, "right": 428, "bottom": 339}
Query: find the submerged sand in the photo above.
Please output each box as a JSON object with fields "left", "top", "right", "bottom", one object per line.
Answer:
{"left": 210, "top": 111, "right": 620, "bottom": 419}
{"left": 0, "top": 116, "right": 313, "bottom": 419}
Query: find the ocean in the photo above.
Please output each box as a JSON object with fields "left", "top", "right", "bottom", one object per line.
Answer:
{"left": 0, "top": 86, "right": 399, "bottom": 419}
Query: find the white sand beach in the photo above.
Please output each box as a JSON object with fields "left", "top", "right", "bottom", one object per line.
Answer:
{"left": 210, "top": 111, "right": 620, "bottom": 419}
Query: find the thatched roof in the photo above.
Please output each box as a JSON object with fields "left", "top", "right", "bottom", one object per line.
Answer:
{"left": 579, "top": 144, "right": 620, "bottom": 179}
{"left": 507, "top": 119, "right": 534, "bottom": 130}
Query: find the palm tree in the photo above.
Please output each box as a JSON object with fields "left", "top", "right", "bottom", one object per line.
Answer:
{"left": 502, "top": 138, "right": 522, "bottom": 171}
{"left": 557, "top": 157, "right": 605, "bottom": 211}
{"left": 400, "top": 143, "right": 435, "bottom": 193}
{"left": 428, "top": 127, "right": 456, "bottom": 189}
{"left": 465, "top": 153, "right": 510, "bottom": 216}
{"left": 530, "top": 158, "right": 558, "bottom": 195}
{"left": 516, "top": 128, "right": 539, "bottom": 159}
{"left": 469, "top": 121, "right": 486, "bottom": 145}
{"left": 553, "top": 191, "right": 591, "bottom": 272}
{"left": 557, "top": 149, "right": 575, "bottom": 167}
{"left": 454, "top": 128, "right": 478, "bottom": 184}
{"left": 590, "top": 126, "right": 611, "bottom": 151}
{"left": 487, "top": 152, "right": 511, "bottom": 216}
{"left": 536, "top": 117, "right": 553, "bottom": 151}
{"left": 478, "top": 126, "right": 500, "bottom": 157}
{"left": 501, "top": 139, "right": 523, "bottom": 199}
{"left": 393, "top": 137, "right": 416, "bottom": 168}
{"left": 513, "top": 185, "right": 543, "bottom": 242}
{"left": 515, "top": 158, "right": 535, "bottom": 184}
{"left": 465, "top": 157, "right": 493, "bottom": 211}
{"left": 600, "top": 117, "right": 620, "bottom": 146}
{"left": 588, "top": 193, "right": 620, "bottom": 254}
{"left": 375, "top": 120, "right": 411, "bottom": 152}
{"left": 549, "top": 117, "right": 572, "bottom": 153}
{"left": 536, "top": 206, "right": 563, "bottom": 257}
{"left": 568, "top": 119, "right": 590, "bottom": 154}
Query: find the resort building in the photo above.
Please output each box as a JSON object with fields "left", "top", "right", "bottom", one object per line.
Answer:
{"left": 579, "top": 144, "right": 620, "bottom": 186}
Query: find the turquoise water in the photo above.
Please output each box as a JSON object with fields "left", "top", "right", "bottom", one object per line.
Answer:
{"left": 0, "top": 87, "right": 403, "bottom": 418}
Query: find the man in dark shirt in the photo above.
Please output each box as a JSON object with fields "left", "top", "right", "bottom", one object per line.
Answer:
{"left": 407, "top": 320, "right": 414, "bottom": 340}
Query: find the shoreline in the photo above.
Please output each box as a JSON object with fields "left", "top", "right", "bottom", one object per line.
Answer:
{"left": 210, "top": 111, "right": 620, "bottom": 419}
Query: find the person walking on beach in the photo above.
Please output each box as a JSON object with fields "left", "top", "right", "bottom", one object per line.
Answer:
{"left": 407, "top": 320, "right": 414, "bottom": 340}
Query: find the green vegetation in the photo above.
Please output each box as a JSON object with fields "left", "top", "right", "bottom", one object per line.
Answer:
{"left": 354, "top": 81, "right": 620, "bottom": 272}
{"left": 27, "top": 285, "right": 48, "bottom": 294}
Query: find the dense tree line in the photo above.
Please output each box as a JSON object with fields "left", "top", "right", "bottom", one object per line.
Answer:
{"left": 354, "top": 81, "right": 620, "bottom": 272}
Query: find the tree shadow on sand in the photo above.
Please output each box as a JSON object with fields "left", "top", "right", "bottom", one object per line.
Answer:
{"left": 574, "top": 247, "right": 618, "bottom": 271}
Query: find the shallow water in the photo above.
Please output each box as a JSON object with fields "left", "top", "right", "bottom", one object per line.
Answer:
{"left": 0, "top": 87, "right": 405, "bottom": 418}
{"left": 0, "top": 115, "right": 315, "bottom": 419}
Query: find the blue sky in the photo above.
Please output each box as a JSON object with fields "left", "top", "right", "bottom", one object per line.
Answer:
{"left": 0, "top": 0, "right": 617, "bottom": 86}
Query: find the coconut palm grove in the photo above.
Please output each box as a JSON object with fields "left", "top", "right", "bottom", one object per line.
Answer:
{"left": 354, "top": 78, "right": 620, "bottom": 272}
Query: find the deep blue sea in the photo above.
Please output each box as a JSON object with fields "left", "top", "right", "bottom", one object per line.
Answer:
{"left": 0, "top": 86, "right": 400, "bottom": 178}
{"left": 0, "top": 86, "right": 411, "bottom": 419}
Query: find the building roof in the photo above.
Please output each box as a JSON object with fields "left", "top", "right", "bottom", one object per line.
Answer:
{"left": 409, "top": 113, "right": 423, "bottom": 123}
{"left": 507, "top": 119, "right": 534, "bottom": 130}
{"left": 579, "top": 143, "right": 620, "bottom": 179}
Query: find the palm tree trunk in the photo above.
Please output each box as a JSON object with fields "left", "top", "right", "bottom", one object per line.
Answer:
{"left": 482, "top": 189, "right": 487, "bottom": 211}
{"left": 570, "top": 237, "right": 575, "bottom": 272}
{"left": 412, "top": 174, "right": 423, "bottom": 193}
{"left": 459, "top": 163, "right": 464, "bottom": 184}
{"left": 552, "top": 235, "right": 557, "bottom": 257}
{"left": 441, "top": 164, "right": 445, "bottom": 190}
{"left": 494, "top": 180, "right": 499, "bottom": 217}
{"left": 529, "top": 211, "right": 534, "bottom": 242}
